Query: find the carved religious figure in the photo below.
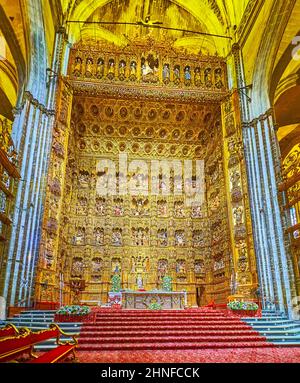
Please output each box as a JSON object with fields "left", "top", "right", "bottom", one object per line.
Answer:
{"left": 175, "top": 230, "right": 185, "bottom": 246}
{"left": 204, "top": 67, "right": 212, "bottom": 87}
{"left": 230, "top": 169, "right": 241, "bottom": 190}
{"left": 214, "top": 258, "right": 225, "bottom": 271}
{"left": 118, "top": 60, "right": 126, "bottom": 80}
{"left": 142, "top": 60, "right": 153, "bottom": 76}
{"left": 85, "top": 58, "right": 93, "bottom": 78}
{"left": 141, "top": 54, "right": 159, "bottom": 83}
{"left": 157, "top": 229, "right": 168, "bottom": 246}
{"left": 112, "top": 229, "right": 122, "bottom": 246}
{"left": 78, "top": 170, "right": 90, "bottom": 187}
{"left": 113, "top": 198, "right": 124, "bottom": 216}
{"left": 71, "top": 257, "right": 84, "bottom": 278}
{"left": 191, "top": 204, "right": 202, "bottom": 218}
{"left": 130, "top": 256, "right": 136, "bottom": 273}
{"left": 194, "top": 67, "right": 202, "bottom": 86}
{"left": 77, "top": 197, "right": 88, "bottom": 214}
{"left": 135, "top": 255, "right": 144, "bottom": 273}
{"left": 162, "top": 63, "right": 170, "bottom": 84}
{"left": 233, "top": 206, "right": 244, "bottom": 226}
{"left": 176, "top": 260, "right": 186, "bottom": 274}
{"left": 112, "top": 258, "right": 121, "bottom": 274}
{"left": 95, "top": 197, "right": 106, "bottom": 215}
{"left": 194, "top": 260, "right": 204, "bottom": 274}
{"left": 96, "top": 58, "right": 104, "bottom": 78}
{"left": 73, "top": 56, "right": 82, "bottom": 76}
{"left": 136, "top": 274, "right": 143, "bottom": 289}
{"left": 158, "top": 259, "right": 168, "bottom": 279}
{"left": 214, "top": 68, "right": 223, "bottom": 88}
{"left": 132, "top": 197, "right": 149, "bottom": 216}
{"left": 184, "top": 66, "right": 191, "bottom": 85}
{"left": 91, "top": 258, "right": 102, "bottom": 275}
{"left": 157, "top": 200, "right": 167, "bottom": 216}
{"left": 173, "top": 65, "right": 180, "bottom": 84}
{"left": 107, "top": 59, "right": 115, "bottom": 79}
{"left": 193, "top": 230, "right": 204, "bottom": 247}
{"left": 94, "top": 227, "right": 104, "bottom": 245}
{"left": 73, "top": 227, "right": 85, "bottom": 245}
{"left": 174, "top": 201, "right": 185, "bottom": 217}
{"left": 133, "top": 227, "right": 148, "bottom": 246}
{"left": 129, "top": 60, "right": 137, "bottom": 80}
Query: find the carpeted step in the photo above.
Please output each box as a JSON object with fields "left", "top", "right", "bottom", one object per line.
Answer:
{"left": 81, "top": 324, "right": 254, "bottom": 331}
{"left": 94, "top": 315, "right": 230, "bottom": 320}
{"left": 85, "top": 317, "right": 246, "bottom": 325}
{"left": 77, "top": 341, "right": 274, "bottom": 351}
{"left": 78, "top": 309, "right": 275, "bottom": 351}
{"left": 93, "top": 313, "right": 227, "bottom": 317}
{"left": 78, "top": 335, "right": 267, "bottom": 344}
{"left": 79, "top": 330, "right": 260, "bottom": 337}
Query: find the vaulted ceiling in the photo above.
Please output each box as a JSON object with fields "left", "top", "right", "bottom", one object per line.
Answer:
{"left": 61, "top": 0, "right": 251, "bottom": 55}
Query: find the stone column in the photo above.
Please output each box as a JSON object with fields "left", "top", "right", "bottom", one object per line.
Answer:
{"left": 231, "top": 43, "right": 297, "bottom": 317}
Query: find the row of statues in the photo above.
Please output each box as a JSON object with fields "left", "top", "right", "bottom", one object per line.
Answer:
{"left": 76, "top": 197, "right": 204, "bottom": 218}
{"left": 72, "top": 55, "right": 224, "bottom": 88}
{"left": 72, "top": 227, "right": 206, "bottom": 247}
{"left": 71, "top": 257, "right": 206, "bottom": 278}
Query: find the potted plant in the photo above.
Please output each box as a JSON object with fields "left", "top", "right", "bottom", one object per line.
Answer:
{"left": 227, "top": 300, "right": 258, "bottom": 317}
{"left": 148, "top": 302, "right": 162, "bottom": 310}
{"left": 162, "top": 276, "right": 172, "bottom": 292}
{"left": 54, "top": 305, "right": 91, "bottom": 322}
{"left": 108, "top": 274, "right": 122, "bottom": 308}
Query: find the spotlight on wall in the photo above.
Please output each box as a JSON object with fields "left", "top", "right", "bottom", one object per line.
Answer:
{"left": 238, "top": 84, "right": 252, "bottom": 102}
{"left": 46, "top": 68, "right": 58, "bottom": 87}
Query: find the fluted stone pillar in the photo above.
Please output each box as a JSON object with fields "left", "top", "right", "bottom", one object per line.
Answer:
{"left": 2, "top": 25, "right": 69, "bottom": 307}
{"left": 232, "top": 43, "right": 297, "bottom": 317}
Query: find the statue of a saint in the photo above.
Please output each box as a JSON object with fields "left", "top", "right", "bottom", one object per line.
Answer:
{"left": 162, "top": 64, "right": 170, "bottom": 82}
{"left": 142, "top": 60, "right": 153, "bottom": 76}
{"left": 73, "top": 57, "right": 82, "bottom": 76}
{"left": 96, "top": 58, "right": 104, "bottom": 78}
{"left": 85, "top": 58, "right": 93, "bottom": 77}
{"left": 136, "top": 275, "right": 143, "bottom": 289}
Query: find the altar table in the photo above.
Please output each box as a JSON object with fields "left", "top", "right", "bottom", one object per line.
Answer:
{"left": 122, "top": 291, "right": 186, "bottom": 309}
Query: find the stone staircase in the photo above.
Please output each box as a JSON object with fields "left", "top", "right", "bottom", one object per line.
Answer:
{"left": 2, "top": 310, "right": 82, "bottom": 350}
{"left": 243, "top": 310, "right": 300, "bottom": 346}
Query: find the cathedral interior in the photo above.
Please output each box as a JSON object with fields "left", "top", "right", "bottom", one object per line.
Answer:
{"left": 0, "top": 0, "right": 300, "bottom": 318}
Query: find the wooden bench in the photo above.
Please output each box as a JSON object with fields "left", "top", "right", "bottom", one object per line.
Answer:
{"left": 0, "top": 323, "right": 19, "bottom": 338}
{"left": 0, "top": 323, "right": 78, "bottom": 363}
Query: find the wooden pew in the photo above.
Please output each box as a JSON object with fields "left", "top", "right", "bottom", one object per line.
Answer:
{"left": 0, "top": 324, "right": 19, "bottom": 338}
{"left": 0, "top": 323, "right": 78, "bottom": 363}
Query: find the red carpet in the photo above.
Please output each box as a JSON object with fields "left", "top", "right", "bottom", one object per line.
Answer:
{"left": 77, "top": 347, "right": 300, "bottom": 363}
{"left": 78, "top": 308, "right": 273, "bottom": 352}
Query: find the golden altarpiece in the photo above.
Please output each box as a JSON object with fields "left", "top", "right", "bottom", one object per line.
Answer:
{"left": 35, "top": 38, "right": 258, "bottom": 307}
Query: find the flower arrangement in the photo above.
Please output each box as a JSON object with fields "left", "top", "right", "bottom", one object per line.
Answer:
{"left": 56, "top": 305, "right": 91, "bottom": 316}
{"left": 162, "top": 276, "right": 172, "bottom": 292}
{"left": 148, "top": 302, "right": 162, "bottom": 310}
{"left": 111, "top": 274, "right": 121, "bottom": 292}
{"left": 227, "top": 301, "right": 258, "bottom": 311}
